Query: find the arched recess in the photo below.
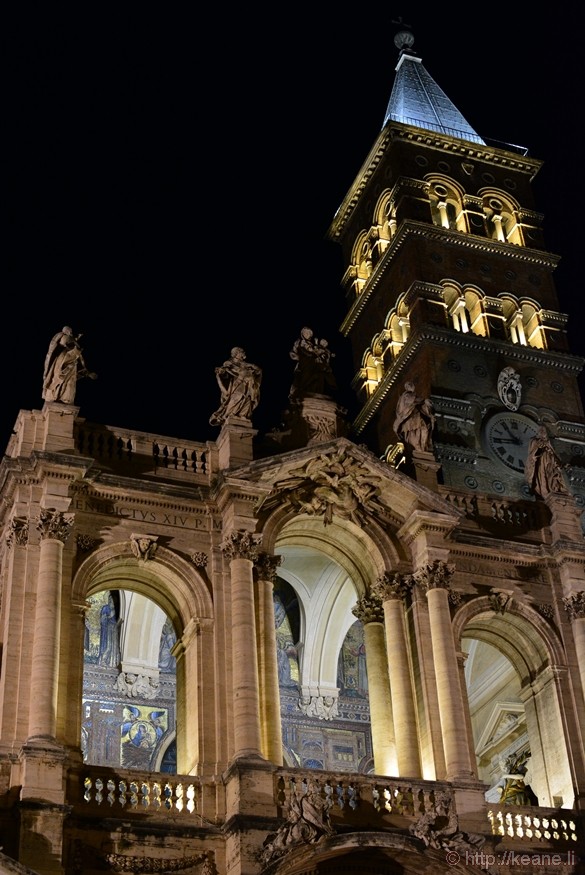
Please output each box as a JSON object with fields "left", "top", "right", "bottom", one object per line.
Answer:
{"left": 266, "top": 512, "right": 396, "bottom": 774}
{"left": 442, "top": 282, "right": 488, "bottom": 336}
{"left": 453, "top": 597, "right": 574, "bottom": 808}
{"left": 426, "top": 176, "right": 468, "bottom": 232}
{"left": 72, "top": 542, "right": 214, "bottom": 776}
{"left": 479, "top": 189, "right": 524, "bottom": 245}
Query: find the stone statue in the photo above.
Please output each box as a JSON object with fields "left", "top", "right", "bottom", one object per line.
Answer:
{"left": 289, "top": 327, "right": 337, "bottom": 400}
{"left": 525, "top": 425, "right": 567, "bottom": 498}
{"left": 393, "top": 381, "right": 435, "bottom": 452}
{"left": 209, "top": 347, "right": 262, "bottom": 427}
{"left": 499, "top": 750, "right": 538, "bottom": 806}
{"left": 42, "top": 326, "right": 97, "bottom": 404}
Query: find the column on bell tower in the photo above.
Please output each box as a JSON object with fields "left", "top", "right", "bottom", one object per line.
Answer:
{"left": 372, "top": 572, "right": 422, "bottom": 778}
{"left": 415, "top": 559, "right": 475, "bottom": 781}
{"left": 221, "top": 529, "right": 264, "bottom": 760}
{"left": 352, "top": 592, "right": 397, "bottom": 776}
{"left": 254, "top": 552, "right": 284, "bottom": 765}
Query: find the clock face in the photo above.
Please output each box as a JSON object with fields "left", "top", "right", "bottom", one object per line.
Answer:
{"left": 485, "top": 412, "right": 539, "bottom": 473}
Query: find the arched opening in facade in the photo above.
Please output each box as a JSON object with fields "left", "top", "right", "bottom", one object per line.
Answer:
{"left": 73, "top": 543, "right": 214, "bottom": 778}
{"left": 458, "top": 601, "right": 574, "bottom": 808}
{"left": 82, "top": 588, "right": 177, "bottom": 773}
{"left": 274, "top": 551, "right": 373, "bottom": 773}
{"left": 272, "top": 517, "right": 389, "bottom": 775}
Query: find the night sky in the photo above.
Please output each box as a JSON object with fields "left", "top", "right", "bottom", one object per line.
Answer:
{"left": 4, "top": 8, "right": 583, "bottom": 450}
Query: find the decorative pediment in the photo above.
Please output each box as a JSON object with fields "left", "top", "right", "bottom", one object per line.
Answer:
{"left": 251, "top": 439, "right": 456, "bottom": 529}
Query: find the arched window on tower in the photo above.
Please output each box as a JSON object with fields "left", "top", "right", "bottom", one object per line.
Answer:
{"left": 502, "top": 298, "right": 546, "bottom": 349}
{"left": 372, "top": 192, "right": 397, "bottom": 261}
{"left": 344, "top": 231, "right": 373, "bottom": 299}
{"left": 481, "top": 192, "right": 524, "bottom": 245}
{"left": 428, "top": 179, "right": 468, "bottom": 233}
{"left": 443, "top": 285, "right": 488, "bottom": 336}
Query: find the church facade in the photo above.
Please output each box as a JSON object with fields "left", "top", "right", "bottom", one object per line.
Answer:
{"left": 0, "top": 24, "right": 584, "bottom": 875}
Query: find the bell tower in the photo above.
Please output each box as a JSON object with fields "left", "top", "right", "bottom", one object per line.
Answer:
{"left": 328, "top": 24, "right": 585, "bottom": 500}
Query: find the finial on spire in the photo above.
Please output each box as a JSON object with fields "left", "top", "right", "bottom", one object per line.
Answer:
{"left": 392, "top": 17, "right": 415, "bottom": 53}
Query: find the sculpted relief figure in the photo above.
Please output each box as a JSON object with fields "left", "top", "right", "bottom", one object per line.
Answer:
{"left": 209, "top": 347, "right": 262, "bottom": 427}
{"left": 525, "top": 425, "right": 568, "bottom": 498}
{"left": 393, "top": 381, "right": 435, "bottom": 452}
{"left": 289, "top": 326, "right": 337, "bottom": 400}
{"left": 42, "top": 326, "right": 97, "bottom": 404}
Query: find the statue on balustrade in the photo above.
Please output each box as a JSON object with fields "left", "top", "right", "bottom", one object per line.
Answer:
{"left": 289, "top": 326, "right": 337, "bottom": 400}
{"left": 42, "top": 326, "right": 97, "bottom": 404}
{"left": 209, "top": 346, "right": 262, "bottom": 426}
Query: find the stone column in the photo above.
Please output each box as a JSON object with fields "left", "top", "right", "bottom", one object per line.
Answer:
{"left": 352, "top": 593, "right": 396, "bottom": 776}
{"left": 416, "top": 559, "right": 474, "bottom": 781}
{"left": 563, "top": 591, "right": 585, "bottom": 709}
{"left": 28, "top": 508, "right": 73, "bottom": 741}
{"left": 221, "top": 529, "right": 264, "bottom": 760}
{"left": 254, "top": 552, "right": 283, "bottom": 765}
{"left": 372, "top": 572, "right": 422, "bottom": 778}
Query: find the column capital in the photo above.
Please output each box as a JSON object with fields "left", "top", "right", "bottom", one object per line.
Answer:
{"left": 220, "top": 529, "right": 262, "bottom": 561}
{"left": 6, "top": 515, "right": 29, "bottom": 548}
{"left": 415, "top": 558, "right": 454, "bottom": 591}
{"left": 352, "top": 594, "right": 384, "bottom": 624}
{"left": 563, "top": 590, "right": 585, "bottom": 621}
{"left": 372, "top": 571, "right": 413, "bottom": 602}
{"left": 36, "top": 508, "right": 73, "bottom": 543}
{"left": 254, "top": 552, "right": 283, "bottom": 582}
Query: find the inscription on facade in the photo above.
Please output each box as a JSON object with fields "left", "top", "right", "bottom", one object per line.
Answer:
{"left": 72, "top": 498, "right": 221, "bottom": 529}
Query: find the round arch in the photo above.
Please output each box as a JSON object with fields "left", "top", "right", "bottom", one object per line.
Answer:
{"left": 452, "top": 597, "right": 574, "bottom": 807}
{"left": 73, "top": 541, "right": 215, "bottom": 775}
{"left": 73, "top": 541, "right": 214, "bottom": 631}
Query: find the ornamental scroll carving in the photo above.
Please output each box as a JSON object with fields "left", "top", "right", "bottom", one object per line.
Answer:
{"left": 352, "top": 594, "right": 384, "bottom": 625}
{"left": 409, "top": 789, "right": 485, "bottom": 856}
{"left": 298, "top": 694, "right": 339, "bottom": 720}
{"left": 262, "top": 449, "right": 386, "bottom": 526}
{"left": 260, "top": 777, "right": 334, "bottom": 867}
{"left": 254, "top": 552, "right": 283, "bottom": 582}
{"left": 191, "top": 551, "right": 208, "bottom": 568}
{"left": 6, "top": 516, "right": 29, "bottom": 548}
{"left": 130, "top": 534, "right": 158, "bottom": 560}
{"left": 37, "top": 507, "right": 74, "bottom": 542}
{"left": 220, "top": 530, "right": 262, "bottom": 562}
{"left": 104, "top": 851, "right": 216, "bottom": 873}
{"left": 114, "top": 672, "right": 159, "bottom": 699}
{"left": 414, "top": 559, "right": 455, "bottom": 591}
{"left": 372, "top": 572, "right": 414, "bottom": 603}
{"left": 488, "top": 588, "right": 514, "bottom": 614}
{"left": 563, "top": 591, "right": 585, "bottom": 621}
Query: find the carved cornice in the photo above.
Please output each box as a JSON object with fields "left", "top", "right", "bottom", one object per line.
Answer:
{"left": 354, "top": 324, "right": 583, "bottom": 433}
{"left": 328, "top": 122, "right": 542, "bottom": 243}
{"left": 341, "top": 219, "right": 559, "bottom": 337}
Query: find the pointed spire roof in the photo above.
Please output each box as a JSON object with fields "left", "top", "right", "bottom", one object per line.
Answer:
{"left": 383, "top": 24, "right": 485, "bottom": 145}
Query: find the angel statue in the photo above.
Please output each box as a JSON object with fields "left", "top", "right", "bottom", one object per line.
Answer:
{"left": 42, "top": 326, "right": 97, "bottom": 404}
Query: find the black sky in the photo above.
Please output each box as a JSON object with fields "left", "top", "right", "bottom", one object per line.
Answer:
{"left": 4, "top": 7, "right": 584, "bottom": 449}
